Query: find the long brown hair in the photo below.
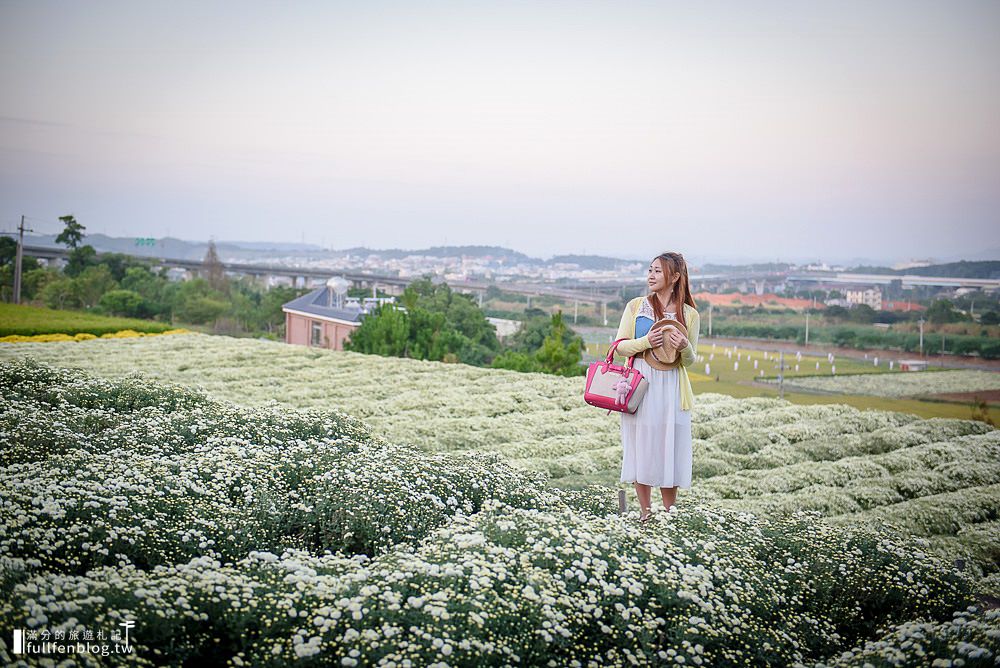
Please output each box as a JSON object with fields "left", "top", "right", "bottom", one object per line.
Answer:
{"left": 646, "top": 252, "right": 697, "bottom": 328}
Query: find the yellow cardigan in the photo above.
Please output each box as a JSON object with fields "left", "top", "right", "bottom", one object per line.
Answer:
{"left": 613, "top": 298, "right": 700, "bottom": 411}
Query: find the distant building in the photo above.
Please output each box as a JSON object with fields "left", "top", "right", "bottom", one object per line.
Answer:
{"left": 892, "top": 259, "right": 934, "bottom": 270}
{"left": 693, "top": 291, "right": 813, "bottom": 311}
{"left": 282, "top": 286, "right": 393, "bottom": 350}
{"left": 487, "top": 317, "right": 522, "bottom": 340}
{"left": 883, "top": 300, "right": 925, "bottom": 312}
{"left": 899, "top": 359, "right": 928, "bottom": 372}
{"left": 846, "top": 288, "right": 882, "bottom": 310}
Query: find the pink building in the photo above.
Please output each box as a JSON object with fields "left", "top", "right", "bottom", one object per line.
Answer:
{"left": 282, "top": 286, "right": 366, "bottom": 350}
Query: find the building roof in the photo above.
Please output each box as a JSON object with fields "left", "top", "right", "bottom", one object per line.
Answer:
{"left": 282, "top": 287, "right": 367, "bottom": 323}
{"left": 883, "top": 300, "right": 926, "bottom": 312}
{"left": 693, "top": 291, "right": 814, "bottom": 311}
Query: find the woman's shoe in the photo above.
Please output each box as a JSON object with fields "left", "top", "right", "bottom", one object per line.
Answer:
{"left": 639, "top": 508, "right": 653, "bottom": 523}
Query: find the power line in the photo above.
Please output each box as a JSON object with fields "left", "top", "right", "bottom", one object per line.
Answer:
{"left": 2, "top": 215, "right": 62, "bottom": 235}
{"left": 21, "top": 215, "right": 65, "bottom": 232}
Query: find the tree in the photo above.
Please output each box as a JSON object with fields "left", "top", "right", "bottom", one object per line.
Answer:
{"left": 121, "top": 266, "right": 155, "bottom": 293}
{"left": 344, "top": 293, "right": 493, "bottom": 365}
{"left": 65, "top": 245, "right": 97, "bottom": 277}
{"left": 926, "top": 299, "right": 961, "bottom": 324}
{"left": 203, "top": 240, "right": 227, "bottom": 293}
{"left": 20, "top": 267, "right": 57, "bottom": 301}
{"left": 491, "top": 350, "right": 542, "bottom": 373}
{"left": 832, "top": 328, "right": 857, "bottom": 347}
{"left": 38, "top": 265, "right": 113, "bottom": 310}
{"left": 401, "top": 278, "right": 499, "bottom": 352}
{"left": 73, "top": 266, "right": 116, "bottom": 308}
{"left": 405, "top": 307, "right": 455, "bottom": 360}
{"left": 344, "top": 303, "right": 410, "bottom": 356}
{"left": 489, "top": 312, "right": 586, "bottom": 376}
{"left": 120, "top": 266, "right": 168, "bottom": 316}
{"left": 0, "top": 236, "right": 17, "bottom": 268}
{"left": 259, "top": 285, "right": 305, "bottom": 333}
{"left": 99, "top": 289, "right": 147, "bottom": 317}
{"left": 981, "top": 311, "right": 1000, "bottom": 326}
{"left": 371, "top": 278, "right": 502, "bottom": 365}
{"left": 824, "top": 305, "right": 848, "bottom": 319}
{"left": 97, "top": 253, "right": 141, "bottom": 282}
{"left": 0, "top": 237, "right": 40, "bottom": 301}
{"left": 171, "top": 277, "right": 227, "bottom": 324}
{"left": 55, "top": 215, "right": 86, "bottom": 249}
{"left": 506, "top": 310, "right": 581, "bottom": 353}
{"left": 176, "top": 295, "right": 228, "bottom": 324}
{"left": 400, "top": 287, "right": 420, "bottom": 311}
{"left": 533, "top": 311, "right": 584, "bottom": 376}
{"left": 41, "top": 277, "right": 78, "bottom": 310}
{"left": 848, "top": 304, "right": 876, "bottom": 323}
{"left": 523, "top": 307, "right": 547, "bottom": 320}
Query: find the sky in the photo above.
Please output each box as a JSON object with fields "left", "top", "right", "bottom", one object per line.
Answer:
{"left": 1, "top": 0, "right": 999, "bottom": 265}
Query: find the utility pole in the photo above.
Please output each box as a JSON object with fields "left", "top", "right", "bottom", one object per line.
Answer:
{"left": 918, "top": 318, "right": 925, "bottom": 357}
{"left": 805, "top": 311, "right": 810, "bottom": 345}
{"left": 13, "top": 215, "right": 32, "bottom": 305}
{"left": 708, "top": 302, "right": 713, "bottom": 336}
{"left": 778, "top": 351, "right": 785, "bottom": 400}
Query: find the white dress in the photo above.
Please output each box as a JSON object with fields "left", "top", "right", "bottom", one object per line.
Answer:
{"left": 619, "top": 303, "right": 693, "bottom": 488}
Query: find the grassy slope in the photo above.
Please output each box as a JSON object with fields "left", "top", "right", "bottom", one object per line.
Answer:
{"left": 0, "top": 302, "right": 174, "bottom": 336}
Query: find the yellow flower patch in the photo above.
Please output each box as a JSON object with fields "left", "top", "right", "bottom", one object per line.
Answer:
{"left": 0, "top": 328, "right": 191, "bottom": 343}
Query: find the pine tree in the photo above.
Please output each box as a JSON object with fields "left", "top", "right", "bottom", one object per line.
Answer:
{"left": 534, "top": 311, "right": 584, "bottom": 376}
{"left": 55, "top": 215, "right": 86, "bottom": 249}
{"left": 203, "top": 240, "right": 227, "bottom": 293}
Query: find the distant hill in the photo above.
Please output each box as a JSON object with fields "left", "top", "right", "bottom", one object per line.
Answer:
{"left": 22, "top": 233, "right": 208, "bottom": 260}
{"left": 20, "top": 234, "right": 329, "bottom": 261}
{"left": 18, "top": 234, "right": 639, "bottom": 268}
{"left": 847, "top": 261, "right": 1000, "bottom": 279}
{"left": 548, "top": 254, "right": 640, "bottom": 270}
{"left": 16, "top": 231, "right": 993, "bottom": 276}
{"left": 701, "top": 262, "right": 795, "bottom": 274}
{"left": 219, "top": 241, "right": 326, "bottom": 252}
{"left": 337, "top": 245, "right": 540, "bottom": 264}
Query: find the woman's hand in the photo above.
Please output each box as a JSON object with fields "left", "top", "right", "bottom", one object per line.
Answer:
{"left": 647, "top": 327, "right": 665, "bottom": 347}
{"left": 667, "top": 328, "right": 688, "bottom": 350}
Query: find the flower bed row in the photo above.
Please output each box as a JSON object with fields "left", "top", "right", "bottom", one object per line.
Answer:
{"left": 0, "top": 328, "right": 190, "bottom": 343}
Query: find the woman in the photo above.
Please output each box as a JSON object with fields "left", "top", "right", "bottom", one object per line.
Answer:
{"left": 614, "top": 251, "right": 700, "bottom": 522}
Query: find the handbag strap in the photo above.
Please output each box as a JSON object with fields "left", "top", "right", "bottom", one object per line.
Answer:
{"left": 606, "top": 338, "right": 638, "bottom": 372}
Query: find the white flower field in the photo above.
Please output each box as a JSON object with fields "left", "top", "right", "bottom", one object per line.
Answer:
{"left": 762, "top": 369, "right": 1000, "bottom": 398}
{"left": 2, "top": 334, "right": 999, "bottom": 666}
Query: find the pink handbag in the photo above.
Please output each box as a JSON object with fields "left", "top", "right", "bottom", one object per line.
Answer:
{"left": 584, "top": 338, "right": 649, "bottom": 415}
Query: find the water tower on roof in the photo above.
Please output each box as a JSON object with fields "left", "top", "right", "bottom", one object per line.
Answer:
{"left": 326, "top": 276, "right": 350, "bottom": 309}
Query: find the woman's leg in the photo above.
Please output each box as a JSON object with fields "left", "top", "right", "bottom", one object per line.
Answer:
{"left": 634, "top": 482, "right": 652, "bottom": 516}
{"left": 660, "top": 486, "right": 678, "bottom": 510}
